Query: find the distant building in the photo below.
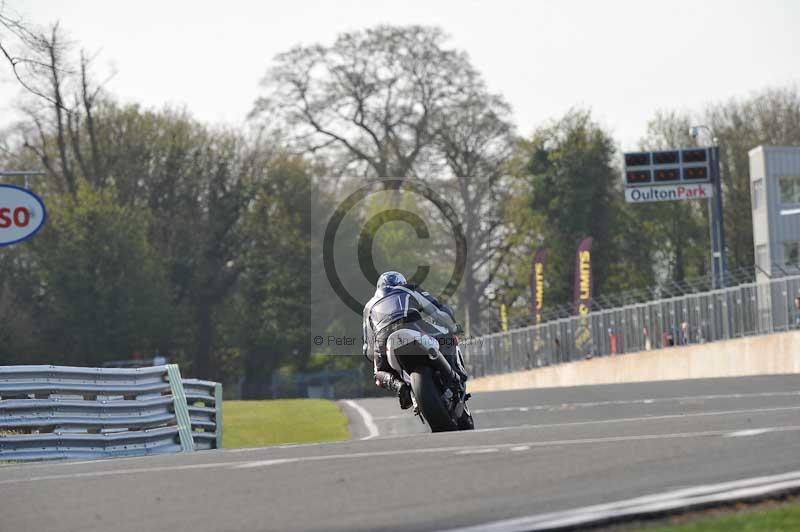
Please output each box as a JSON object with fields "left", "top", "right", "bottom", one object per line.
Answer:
{"left": 749, "top": 146, "right": 800, "bottom": 331}
{"left": 749, "top": 146, "right": 800, "bottom": 282}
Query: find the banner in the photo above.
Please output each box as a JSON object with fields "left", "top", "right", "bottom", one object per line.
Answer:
{"left": 573, "top": 237, "right": 593, "bottom": 312}
{"left": 499, "top": 303, "right": 509, "bottom": 332}
{"left": 573, "top": 237, "right": 593, "bottom": 357}
{"left": 530, "top": 248, "right": 546, "bottom": 325}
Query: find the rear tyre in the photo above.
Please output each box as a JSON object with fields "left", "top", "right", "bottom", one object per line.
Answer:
{"left": 457, "top": 410, "right": 475, "bottom": 431}
{"left": 410, "top": 367, "right": 457, "bottom": 433}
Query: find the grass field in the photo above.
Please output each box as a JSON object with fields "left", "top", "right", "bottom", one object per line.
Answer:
{"left": 641, "top": 502, "right": 800, "bottom": 531}
{"left": 221, "top": 399, "right": 350, "bottom": 449}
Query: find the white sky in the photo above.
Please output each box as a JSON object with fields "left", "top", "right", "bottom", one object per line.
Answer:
{"left": 1, "top": 0, "right": 799, "bottom": 149}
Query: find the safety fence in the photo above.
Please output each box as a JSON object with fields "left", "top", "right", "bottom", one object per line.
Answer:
{"left": 471, "top": 265, "right": 800, "bottom": 336}
{"left": 463, "top": 274, "right": 800, "bottom": 378}
{"left": 0, "top": 364, "right": 222, "bottom": 461}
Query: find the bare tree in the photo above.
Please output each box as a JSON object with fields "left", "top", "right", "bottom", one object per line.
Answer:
{"left": 435, "top": 86, "right": 517, "bottom": 333}
{"left": 255, "top": 24, "right": 521, "bottom": 333}
{"left": 2, "top": 8, "right": 109, "bottom": 194}
{"left": 253, "top": 25, "right": 478, "bottom": 179}
{"left": 0, "top": 3, "right": 65, "bottom": 107}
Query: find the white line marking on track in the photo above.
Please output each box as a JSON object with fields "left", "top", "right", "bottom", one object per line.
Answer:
{"left": 510, "top": 446, "right": 530, "bottom": 452}
{"left": 224, "top": 440, "right": 339, "bottom": 452}
{"left": 456, "top": 448, "right": 499, "bottom": 455}
{"left": 724, "top": 428, "right": 775, "bottom": 437}
{"left": 343, "top": 399, "right": 380, "bottom": 440}
{"left": 2, "top": 425, "right": 799, "bottom": 486}
{"left": 467, "top": 405, "right": 800, "bottom": 435}
{"left": 441, "top": 470, "right": 800, "bottom": 532}
{"left": 230, "top": 424, "right": 800, "bottom": 470}
{"left": 0, "top": 461, "right": 247, "bottom": 486}
{"left": 372, "top": 390, "right": 800, "bottom": 420}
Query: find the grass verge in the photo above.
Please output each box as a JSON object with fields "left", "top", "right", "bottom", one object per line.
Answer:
{"left": 222, "top": 399, "right": 350, "bottom": 449}
{"left": 636, "top": 500, "right": 800, "bottom": 531}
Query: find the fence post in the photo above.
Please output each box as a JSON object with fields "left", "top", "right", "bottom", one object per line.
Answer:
{"left": 783, "top": 277, "right": 790, "bottom": 332}
{"left": 166, "top": 364, "right": 195, "bottom": 453}
{"left": 721, "top": 293, "right": 731, "bottom": 340}
{"left": 214, "top": 382, "right": 224, "bottom": 449}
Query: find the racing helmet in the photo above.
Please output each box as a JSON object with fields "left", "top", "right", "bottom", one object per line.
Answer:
{"left": 376, "top": 271, "right": 407, "bottom": 291}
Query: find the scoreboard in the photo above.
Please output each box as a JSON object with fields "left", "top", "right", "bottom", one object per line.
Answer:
{"left": 624, "top": 148, "right": 711, "bottom": 187}
{"left": 622, "top": 148, "right": 715, "bottom": 204}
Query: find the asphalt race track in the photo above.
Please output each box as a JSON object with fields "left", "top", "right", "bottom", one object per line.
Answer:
{"left": 2, "top": 374, "right": 800, "bottom": 532}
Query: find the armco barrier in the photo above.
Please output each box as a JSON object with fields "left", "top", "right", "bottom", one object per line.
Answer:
{"left": 0, "top": 364, "right": 222, "bottom": 461}
{"left": 182, "top": 377, "right": 224, "bottom": 450}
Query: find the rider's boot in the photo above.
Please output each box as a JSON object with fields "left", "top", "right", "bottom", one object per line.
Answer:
{"left": 394, "top": 381, "right": 413, "bottom": 409}
{"left": 398, "top": 385, "right": 413, "bottom": 409}
{"left": 376, "top": 371, "right": 413, "bottom": 409}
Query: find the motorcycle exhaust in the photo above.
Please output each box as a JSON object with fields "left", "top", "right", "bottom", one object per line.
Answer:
{"left": 426, "top": 346, "right": 458, "bottom": 382}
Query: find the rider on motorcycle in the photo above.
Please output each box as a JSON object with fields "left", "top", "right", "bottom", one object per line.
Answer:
{"left": 362, "top": 271, "right": 467, "bottom": 409}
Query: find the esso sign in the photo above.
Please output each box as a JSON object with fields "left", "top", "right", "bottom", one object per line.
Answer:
{"left": 0, "top": 185, "right": 47, "bottom": 247}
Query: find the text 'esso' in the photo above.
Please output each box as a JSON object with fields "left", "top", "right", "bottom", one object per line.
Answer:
{"left": 0, "top": 185, "right": 47, "bottom": 247}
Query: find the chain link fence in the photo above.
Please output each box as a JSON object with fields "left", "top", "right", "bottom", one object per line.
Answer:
{"left": 463, "top": 274, "right": 800, "bottom": 378}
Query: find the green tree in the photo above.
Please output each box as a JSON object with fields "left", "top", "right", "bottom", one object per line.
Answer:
{"left": 225, "top": 155, "right": 313, "bottom": 397}
{"left": 637, "top": 110, "right": 709, "bottom": 283}
{"left": 638, "top": 87, "right": 800, "bottom": 275}
{"left": 521, "top": 110, "right": 616, "bottom": 305}
{"left": 706, "top": 87, "right": 800, "bottom": 270}
{"left": 504, "top": 109, "right": 651, "bottom": 321}
{"left": 27, "top": 184, "right": 171, "bottom": 365}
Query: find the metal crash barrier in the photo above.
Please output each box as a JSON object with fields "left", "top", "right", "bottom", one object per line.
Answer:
{"left": 465, "top": 274, "right": 800, "bottom": 378}
{"left": 0, "top": 364, "right": 222, "bottom": 461}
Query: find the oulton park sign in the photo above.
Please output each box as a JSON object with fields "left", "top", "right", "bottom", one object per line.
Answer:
{"left": 624, "top": 183, "right": 714, "bottom": 204}
{"left": 623, "top": 148, "right": 715, "bottom": 204}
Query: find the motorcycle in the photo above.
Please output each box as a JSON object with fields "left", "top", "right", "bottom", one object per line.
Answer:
{"left": 385, "top": 327, "right": 474, "bottom": 432}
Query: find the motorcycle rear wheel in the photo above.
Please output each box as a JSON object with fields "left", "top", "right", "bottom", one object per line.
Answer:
{"left": 457, "top": 410, "right": 475, "bottom": 430}
{"left": 410, "top": 367, "right": 458, "bottom": 433}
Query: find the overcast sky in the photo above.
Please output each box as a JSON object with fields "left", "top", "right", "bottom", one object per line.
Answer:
{"left": 1, "top": 0, "right": 798, "bottom": 149}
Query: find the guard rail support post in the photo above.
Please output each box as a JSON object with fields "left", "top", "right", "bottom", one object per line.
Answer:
{"left": 166, "top": 364, "right": 195, "bottom": 453}
{"left": 214, "top": 382, "right": 223, "bottom": 449}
